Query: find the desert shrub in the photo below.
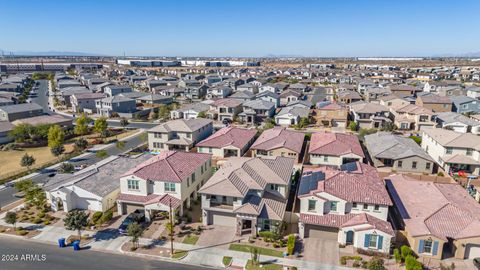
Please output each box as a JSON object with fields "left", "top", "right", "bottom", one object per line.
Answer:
{"left": 92, "top": 211, "right": 103, "bottom": 224}
{"left": 33, "top": 217, "right": 43, "bottom": 224}
{"left": 100, "top": 210, "right": 113, "bottom": 224}
{"left": 287, "top": 234, "right": 295, "bottom": 255}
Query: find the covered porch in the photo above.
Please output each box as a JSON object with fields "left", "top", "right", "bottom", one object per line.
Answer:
{"left": 443, "top": 155, "right": 480, "bottom": 175}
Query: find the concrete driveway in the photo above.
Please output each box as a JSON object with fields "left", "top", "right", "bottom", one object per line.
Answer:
{"left": 302, "top": 238, "right": 340, "bottom": 265}
{"left": 196, "top": 225, "right": 238, "bottom": 249}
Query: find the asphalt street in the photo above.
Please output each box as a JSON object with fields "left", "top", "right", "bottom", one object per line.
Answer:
{"left": 0, "top": 237, "right": 209, "bottom": 270}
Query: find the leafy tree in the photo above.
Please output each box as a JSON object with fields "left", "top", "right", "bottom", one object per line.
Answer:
{"left": 15, "top": 179, "right": 46, "bottom": 210}
{"left": 368, "top": 257, "right": 387, "bottom": 270}
{"left": 158, "top": 105, "right": 171, "bottom": 120}
{"left": 120, "top": 117, "right": 129, "bottom": 129}
{"left": 393, "top": 248, "right": 401, "bottom": 264}
{"left": 74, "top": 138, "right": 88, "bottom": 151}
{"left": 94, "top": 117, "right": 108, "bottom": 139}
{"left": 4, "top": 212, "right": 17, "bottom": 229}
{"left": 401, "top": 245, "right": 413, "bottom": 261}
{"left": 74, "top": 114, "right": 90, "bottom": 136}
{"left": 348, "top": 121, "right": 358, "bottom": 132}
{"left": 59, "top": 162, "right": 75, "bottom": 173}
{"left": 95, "top": 150, "right": 108, "bottom": 158}
{"left": 47, "top": 125, "right": 65, "bottom": 149}
{"left": 20, "top": 153, "right": 36, "bottom": 171}
{"left": 9, "top": 124, "right": 34, "bottom": 143}
{"left": 380, "top": 122, "right": 397, "bottom": 132}
{"left": 197, "top": 111, "right": 206, "bottom": 118}
{"left": 127, "top": 222, "right": 144, "bottom": 249}
{"left": 51, "top": 145, "right": 65, "bottom": 160}
{"left": 296, "top": 117, "right": 310, "bottom": 129}
{"left": 63, "top": 210, "right": 89, "bottom": 238}
{"left": 139, "top": 132, "right": 148, "bottom": 143}
{"left": 409, "top": 136, "right": 422, "bottom": 145}
{"left": 405, "top": 255, "right": 422, "bottom": 270}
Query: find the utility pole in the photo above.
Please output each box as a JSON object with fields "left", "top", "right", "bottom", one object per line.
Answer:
{"left": 169, "top": 197, "right": 174, "bottom": 256}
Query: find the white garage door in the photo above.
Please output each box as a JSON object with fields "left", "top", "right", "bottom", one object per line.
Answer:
{"left": 209, "top": 211, "right": 236, "bottom": 227}
{"left": 465, "top": 245, "right": 480, "bottom": 259}
{"left": 304, "top": 224, "right": 338, "bottom": 240}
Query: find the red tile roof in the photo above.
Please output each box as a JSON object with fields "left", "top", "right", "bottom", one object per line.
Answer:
{"left": 251, "top": 127, "right": 304, "bottom": 153}
{"left": 308, "top": 132, "right": 364, "bottom": 157}
{"left": 196, "top": 126, "right": 256, "bottom": 149}
{"left": 302, "top": 163, "right": 392, "bottom": 206}
{"left": 300, "top": 213, "right": 394, "bottom": 235}
{"left": 117, "top": 193, "right": 181, "bottom": 208}
{"left": 122, "top": 151, "right": 211, "bottom": 183}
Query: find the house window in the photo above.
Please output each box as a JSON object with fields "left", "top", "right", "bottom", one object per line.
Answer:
{"left": 330, "top": 201, "right": 338, "bottom": 212}
{"left": 263, "top": 220, "right": 270, "bottom": 230}
{"left": 412, "top": 161, "right": 417, "bottom": 169}
{"left": 127, "top": 180, "right": 139, "bottom": 190}
{"left": 209, "top": 147, "right": 212, "bottom": 153}
{"left": 191, "top": 173, "right": 196, "bottom": 183}
{"left": 423, "top": 239, "right": 433, "bottom": 254}
{"left": 446, "top": 148, "right": 453, "bottom": 154}
{"left": 467, "top": 148, "right": 473, "bottom": 156}
{"left": 201, "top": 166, "right": 204, "bottom": 174}
{"left": 352, "top": 202, "right": 357, "bottom": 209}
{"left": 374, "top": 205, "right": 380, "bottom": 211}
{"left": 369, "top": 234, "right": 378, "bottom": 248}
{"left": 426, "top": 163, "right": 431, "bottom": 170}
{"left": 398, "top": 161, "right": 403, "bottom": 168}
{"left": 363, "top": 204, "right": 368, "bottom": 210}
{"left": 308, "top": 200, "right": 316, "bottom": 211}
{"left": 323, "top": 156, "right": 329, "bottom": 162}
{"left": 164, "top": 182, "right": 176, "bottom": 192}
{"left": 270, "top": 184, "right": 279, "bottom": 191}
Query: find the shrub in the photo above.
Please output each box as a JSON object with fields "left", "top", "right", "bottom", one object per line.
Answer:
{"left": 43, "top": 220, "right": 51, "bottom": 225}
{"left": 33, "top": 217, "right": 43, "bottom": 224}
{"left": 92, "top": 211, "right": 103, "bottom": 224}
{"left": 405, "top": 255, "right": 422, "bottom": 270}
{"left": 401, "top": 245, "right": 413, "bottom": 260}
{"left": 100, "top": 210, "right": 113, "bottom": 224}
{"left": 393, "top": 248, "right": 401, "bottom": 263}
{"left": 367, "top": 257, "right": 386, "bottom": 270}
{"left": 258, "top": 231, "right": 277, "bottom": 242}
{"left": 17, "top": 230, "right": 28, "bottom": 236}
{"left": 353, "top": 261, "right": 361, "bottom": 268}
{"left": 38, "top": 212, "right": 46, "bottom": 218}
{"left": 437, "top": 172, "right": 445, "bottom": 177}
{"left": 287, "top": 234, "right": 295, "bottom": 255}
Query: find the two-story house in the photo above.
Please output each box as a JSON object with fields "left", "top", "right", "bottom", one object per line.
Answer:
{"left": 365, "top": 132, "right": 434, "bottom": 174}
{"left": 197, "top": 126, "right": 257, "bottom": 158}
{"left": 117, "top": 151, "right": 213, "bottom": 221}
{"left": 251, "top": 127, "right": 305, "bottom": 163}
{"left": 349, "top": 102, "right": 392, "bottom": 129}
{"left": 95, "top": 96, "right": 136, "bottom": 117}
{"left": 308, "top": 132, "right": 365, "bottom": 166}
{"left": 199, "top": 156, "right": 295, "bottom": 236}
{"left": 104, "top": 85, "right": 133, "bottom": 97}
{"left": 208, "top": 98, "right": 243, "bottom": 122}
{"left": 148, "top": 118, "right": 213, "bottom": 151}
{"left": 298, "top": 162, "right": 394, "bottom": 254}
{"left": 421, "top": 128, "right": 480, "bottom": 175}
{"left": 238, "top": 100, "right": 275, "bottom": 125}
{"left": 390, "top": 104, "right": 435, "bottom": 131}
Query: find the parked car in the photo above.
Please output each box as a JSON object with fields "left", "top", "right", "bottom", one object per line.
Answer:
{"left": 474, "top": 257, "right": 480, "bottom": 270}
{"left": 118, "top": 210, "right": 145, "bottom": 235}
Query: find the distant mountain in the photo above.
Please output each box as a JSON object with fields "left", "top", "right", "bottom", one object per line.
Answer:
{"left": 0, "top": 50, "right": 106, "bottom": 56}
{"left": 432, "top": 51, "right": 480, "bottom": 58}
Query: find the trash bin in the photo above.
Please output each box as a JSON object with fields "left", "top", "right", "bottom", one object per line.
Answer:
{"left": 72, "top": 240, "right": 81, "bottom": 251}
{"left": 58, "top": 238, "right": 65, "bottom": 248}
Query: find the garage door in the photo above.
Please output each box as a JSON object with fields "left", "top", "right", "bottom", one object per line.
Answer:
{"left": 465, "top": 245, "right": 480, "bottom": 259}
{"left": 209, "top": 211, "right": 236, "bottom": 227}
{"left": 122, "top": 203, "right": 143, "bottom": 214}
{"left": 304, "top": 224, "right": 338, "bottom": 240}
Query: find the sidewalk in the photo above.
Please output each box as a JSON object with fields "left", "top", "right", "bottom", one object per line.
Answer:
{"left": 0, "top": 206, "right": 347, "bottom": 270}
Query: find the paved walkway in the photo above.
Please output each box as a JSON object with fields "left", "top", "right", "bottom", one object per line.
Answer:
{"left": 0, "top": 208, "right": 349, "bottom": 269}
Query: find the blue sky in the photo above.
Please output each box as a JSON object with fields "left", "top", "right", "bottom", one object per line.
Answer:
{"left": 0, "top": 0, "right": 479, "bottom": 57}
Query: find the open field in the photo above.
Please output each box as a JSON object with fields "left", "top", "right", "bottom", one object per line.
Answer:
{"left": 0, "top": 144, "right": 74, "bottom": 179}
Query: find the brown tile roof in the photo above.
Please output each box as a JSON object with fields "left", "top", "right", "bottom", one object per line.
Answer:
{"left": 308, "top": 132, "right": 364, "bottom": 157}
{"left": 199, "top": 156, "right": 294, "bottom": 197}
{"left": 251, "top": 127, "right": 304, "bottom": 153}
{"left": 196, "top": 127, "right": 256, "bottom": 149}
{"left": 117, "top": 193, "right": 181, "bottom": 208}
{"left": 234, "top": 192, "right": 287, "bottom": 221}
{"left": 386, "top": 174, "right": 480, "bottom": 240}
{"left": 122, "top": 151, "right": 211, "bottom": 183}
{"left": 301, "top": 163, "right": 392, "bottom": 206}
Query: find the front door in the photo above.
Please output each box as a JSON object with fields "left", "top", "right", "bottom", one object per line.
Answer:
{"left": 346, "top": 231, "right": 354, "bottom": 244}
{"left": 243, "top": 219, "right": 252, "bottom": 230}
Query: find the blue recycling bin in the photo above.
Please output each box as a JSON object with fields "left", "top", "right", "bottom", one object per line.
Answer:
{"left": 72, "top": 240, "right": 81, "bottom": 251}
{"left": 58, "top": 238, "right": 65, "bottom": 248}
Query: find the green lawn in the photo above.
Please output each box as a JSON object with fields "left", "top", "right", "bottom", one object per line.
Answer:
{"left": 182, "top": 235, "right": 199, "bottom": 245}
{"left": 222, "top": 256, "right": 232, "bottom": 267}
{"left": 245, "top": 260, "right": 283, "bottom": 270}
{"left": 229, "top": 244, "right": 284, "bottom": 258}
{"left": 171, "top": 250, "right": 188, "bottom": 259}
